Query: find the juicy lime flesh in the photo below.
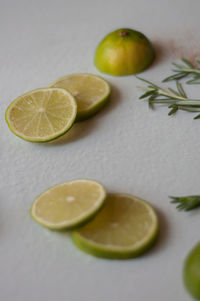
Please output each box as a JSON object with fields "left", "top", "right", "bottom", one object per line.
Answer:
{"left": 6, "top": 88, "right": 77, "bottom": 142}
{"left": 31, "top": 180, "right": 106, "bottom": 230}
{"left": 184, "top": 242, "right": 200, "bottom": 299}
{"left": 72, "top": 194, "right": 158, "bottom": 258}
{"left": 94, "top": 28, "right": 155, "bottom": 76}
{"left": 49, "top": 74, "right": 110, "bottom": 120}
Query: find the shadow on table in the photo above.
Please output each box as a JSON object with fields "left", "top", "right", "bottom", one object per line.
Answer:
{"left": 151, "top": 36, "right": 200, "bottom": 69}
{"left": 150, "top": 40, "right": 167, "bottom": 68}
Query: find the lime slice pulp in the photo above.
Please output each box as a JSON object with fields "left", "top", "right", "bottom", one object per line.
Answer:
{"left": 31, "top": 179, "right": 106, "bottom": 230}
{"left": 5, "top": 88, "right": 77, "bottom": 142}
{"left": 48, "top": 73, "right": 111, "bottom": 121}
{"left": 71, "top": 193, "right": 158, "bottom": 259}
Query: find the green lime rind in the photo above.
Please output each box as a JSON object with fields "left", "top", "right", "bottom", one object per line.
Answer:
{"left": 30, "top": 180, "right": 107, "bottom": 231}
{"left": 71, "top": 228, "right": 158, "bottom": 259}
{"left": 94, "top": 28, "right": 155, "bottom": 76}
{"left": 30, "top": 196, "right": 106, "bottom": 231}
{"left": 71, "top": 194, "right": 159, "bottom": 259}
{"left": 183, "top": 242, "right": 200, "bottom": 300}
{"left": 6, "top": 114, "right": 75, "bottom": 143}
{"left": 48, "top": 74, "right": 111, "bottom": 121}
{"left": 5, "top": 88, "right": 77, "bottom": 143}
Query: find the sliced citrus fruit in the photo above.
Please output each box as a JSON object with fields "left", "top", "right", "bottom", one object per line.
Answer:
{"left": 183, "top": 242, "right": 200, "bottom": 300}
{"left": 5, "top": 88, "right": 77, "bottom": 142}
{"left": 71, "top": 194, "right": 158, "bottom": 259}
{"left": 31, "top": 179, "right": 106, "bottom": 230}
{"left": 94, "top": 28, "right": 155, "bottom": 76}
{"left": 48, "top": 73, "right": 111, "bottom": 121}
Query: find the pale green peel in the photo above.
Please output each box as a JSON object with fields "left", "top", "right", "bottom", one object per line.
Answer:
{"left": 94, "top": 28, "right": 155, "bottom": 76}
{"left": 71, "top": 194, "right": 159, "bottom": 259}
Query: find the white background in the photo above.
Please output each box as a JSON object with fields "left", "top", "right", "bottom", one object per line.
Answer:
{"left": 1, "top": 0, "right": 200, "bottom": 300}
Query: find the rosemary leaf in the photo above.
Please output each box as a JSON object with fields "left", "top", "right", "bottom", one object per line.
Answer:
{"left": 168, "top": 87, "right": 180, "bottom": 96}
{"left": 170, "top": 196, "right": 200, "bottom": 211}
{"left": 139, "top": 90, "right": 155, "bottom": 99}
{"left": 176, "top": 81, "right": 187, "bottom": 98}
{"left": 181, "top": 58, "right": 195, "bottom": 68}
{"left": 177, "top": 106, "right": 200, "bottom": 112}
{"left": 172, "top": 62, "right": 185, "bottom": 69}
{"left": 176, "top": 100, "right": 200, "bottom": 107}
{"left": 136, "top": 76, "right": 160, "bottom": 89}
{"left": 136, "top": 75, "right": 200, "bottom": 119}
{"left": 150, "top": 99, "right": 178, "bottom": 104}
{"left": 163, "top": 72, "right": 187, "bottom": 83}
{"left": 168, "top": 105, "right": 178, "bottom": 115}
{"left": 187, "top": 77, "right": 200, "bottom": 85}
{"left": 163, "top": 58, "right": 200, "bottom": 83}
{"left": 194, "top": 114, "right": 200, "bottom": 119}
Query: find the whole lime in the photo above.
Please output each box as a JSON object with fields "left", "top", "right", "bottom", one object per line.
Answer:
{"left": 94, "top": 28, "right": 155, "bottom": 76}
{"left": 183, "top": 242, "right": 200, "bottom": 300}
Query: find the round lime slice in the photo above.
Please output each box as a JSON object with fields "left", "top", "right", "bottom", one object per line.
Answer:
{"left": 48, "top": 73, "right": 111, "bottom": 121}
{"left": 31, "top": 179, "right": 106, "bottom": 230}
{"left": 71, "top": 194, "right": 158, "bottom": 259}
{"left": 5, "top": 88, "right": 77, "bottom": 142}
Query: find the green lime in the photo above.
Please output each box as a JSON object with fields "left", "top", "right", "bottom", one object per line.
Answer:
{"left": 71, "top": 194, "right": 158, "bottom": 259}
{"left": 48, "top": 74, "right": 111, "bottom": 121}
{"left": 5, "top": 88, "right": 77, "bottom": 142}
{"left": 31, "top": 179, "right": 106, "bottom": 230}
{"left": 183, "top": 242, "right": 200, "bottom": 300}
{"left": 94, "top": 28, "right": 155, "bottom": 76}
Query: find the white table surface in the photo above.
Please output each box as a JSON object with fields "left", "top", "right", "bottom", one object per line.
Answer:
{"left": 1, "top": 0, "right": 200, "bottom": 300}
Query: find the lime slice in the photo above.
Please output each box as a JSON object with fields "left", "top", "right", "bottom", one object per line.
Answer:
{"left": 71, "top": 194, "right": 158, "bottom": 259}
{"left": 31, "top": 179, "right": 106, "bottom": 230}
{"left": 48, "top": 74, "right": 111, "bottom": 121}
{"left": 5, "top": 88, "right": 77, "bottom": 142}
{"left": 183, "top": 242, "right": 200, "bottom": 300}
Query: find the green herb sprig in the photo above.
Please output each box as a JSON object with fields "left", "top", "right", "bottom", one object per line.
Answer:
{"left": 136, "top": 76, "right": 200, "bottom": 119}
{"left": 170, "top": 196, "right": 200, "bottom": 211}
{"left": 163, "top": 58, "right": 200, "bottom": 84}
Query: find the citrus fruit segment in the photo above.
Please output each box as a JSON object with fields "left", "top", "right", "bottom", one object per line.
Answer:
{"left": 31, "top": 179, "right": 106, "bottom": 230}
{"left": 183, "top": 242, "right": 200, "bottom": 300}
{"left": 94, "top": 28, "right": 155, "bottom": 76}
{"left": 48, "top": 74, "right": 111, "bottom": 121}
{"left": 71, "top": 194, "right": 158, "bottom": 259}
{"left": 5, "top": 88, "right": 77, "bottom": 142}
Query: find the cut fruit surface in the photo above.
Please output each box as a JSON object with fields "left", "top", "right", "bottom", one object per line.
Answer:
{"left": 31, "top": 179, "right": 106, "bottom": 230}
{"left": 48, "top": 73, "right": 111, "bottom": 121}
{"left": 5, "top": 88, "right": 77, "bottom": 142}
{"left": 72, "top": 194, "right": 158, "bottom": 259}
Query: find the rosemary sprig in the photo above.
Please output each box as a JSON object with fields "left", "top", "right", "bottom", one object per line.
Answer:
{"left": 170, "top": 196, "right": 200, "bottom": 211}
{"left": 163, "top": 58, "right": 200, "bottom": 84}
{"left": 136, "top": 76, "right": 200, "bottom": 119}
